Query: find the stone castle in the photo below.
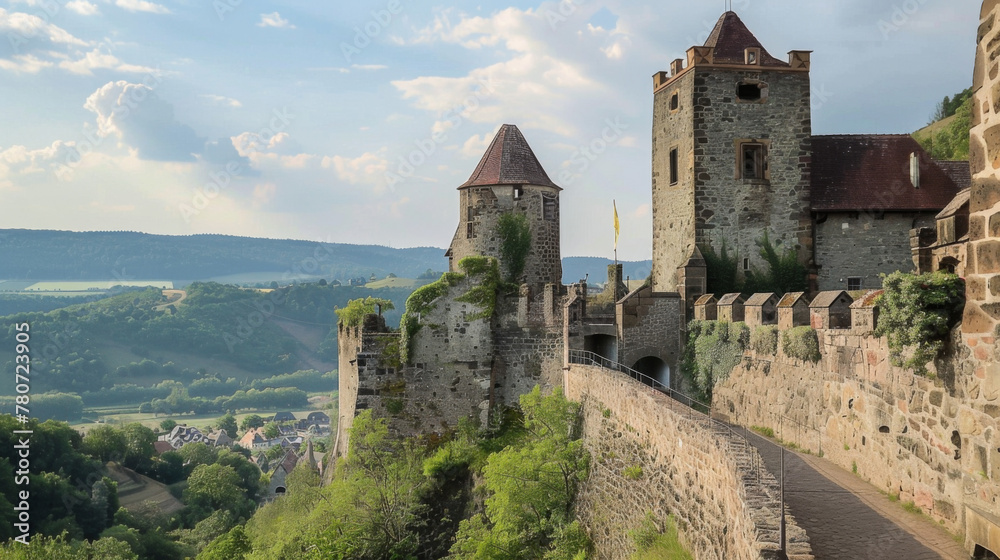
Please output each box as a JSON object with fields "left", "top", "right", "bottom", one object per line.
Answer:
{"left": 335, "top": 7, "right": 1000, "bottom": 558}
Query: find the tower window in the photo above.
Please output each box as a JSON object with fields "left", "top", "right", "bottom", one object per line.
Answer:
{"left": 669, "top": 148, "right": 679, "bottom": 185}
{"left": 466, "top": 223, "right": 476, "bottom": 239}
{"left": 670, "top": 91, "right": 679, "bottom": 111}
{"left": 743, "top": 258, "right": 751, "bottom": 271}
{"left": 514, "top": 186, "right": 523, "bottom": 200}
{"left": 740, "top": 143, "right": 768, "bottom": 180}
{"left": 745, "top": 47, "right": 760, "bottom": 65}
{"left": 542, "top": 194, "right": 557, "bottom": 221}
{"left": 847, "top": 277, "right": 862, "bottom": 291}
{"left": 736, "top": 81, "right": 767, "bottom": 102}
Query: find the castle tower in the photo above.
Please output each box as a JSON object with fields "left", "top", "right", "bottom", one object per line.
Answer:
{"left": 447, "top": 124, "right": 562, "bottom": 287}
{"left": 650, "top": 11, "right": 813, "bottom": 294}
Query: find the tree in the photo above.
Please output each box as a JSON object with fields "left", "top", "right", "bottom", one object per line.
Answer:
{"left": 197, "top": 525, "right": 252, "bottom": 560}
{"left": 217, "top": 413, "right": 238, "bottom": 439}
{"left": 185, "top": 463, "right": 244, "bottom": 512}
{"left": 83, "top": 425, "right": 126, "bottom": 463}
{"left": 263, "top": 423, "right": 280, "bottom": 439}
{"left": 159, "top": 419, "right": 177, "bottom": 432}
{"left": 239, "top": 414, "right": 264, "bottom": 432}
{"left": 120, "top": 423, "right": 156, "bottom": 472}
{"left": 335, "top": 296, "right": 395, "bottom": 327}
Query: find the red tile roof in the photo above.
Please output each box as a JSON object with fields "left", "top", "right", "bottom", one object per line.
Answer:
{"left": 811, "top": 135, "right": 962, "bottom": 212}
{"left": 460, "top": 124, "right": 560, "bottom": 189}
{"left": 704, "top": 12, "right": 789, "bottom": 67}
{"left": 933, "top": 160, "right": 972, "bottom": 190}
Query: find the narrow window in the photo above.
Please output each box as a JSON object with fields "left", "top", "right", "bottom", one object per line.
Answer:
{"left": 847, "top": 277, "right": 862, "bottom": 291}
{"left": 467, "top": 206, "right": 475, "bottom": 221}
{"left": 670, "top": 92, "right": 679, "bottom": 111}
{"left": 513, "top": 186, "right": 523, "bottom": 200}
{"left": 669, "top": 148, "right": 679, "bottom": 185}
{"left": 543, "top": 194, "right": 557, "bottom": 221}
{"left": 742, "top": 258, "right": 750, "bottom": 272}
{"left": 741, "top": 143, "right": 767, "bottom": 180}
{"left": 466, "top": 223, "right": 475, "bottom": 239}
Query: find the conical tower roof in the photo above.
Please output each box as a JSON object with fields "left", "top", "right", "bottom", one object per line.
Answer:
{"left": 704, "top": 12, "right": 788, "bottom": 67}
{"left": 460, "top": 124, "right": 560, "bottom": 189}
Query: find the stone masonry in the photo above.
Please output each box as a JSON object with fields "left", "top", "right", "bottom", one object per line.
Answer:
{"left": 567, "top": 363, "right": 812, "bottom": 560}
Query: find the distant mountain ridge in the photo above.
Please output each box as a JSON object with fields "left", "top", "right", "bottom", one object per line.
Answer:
{"left": 0, "top": 229, "right": 652, "bottom": 286}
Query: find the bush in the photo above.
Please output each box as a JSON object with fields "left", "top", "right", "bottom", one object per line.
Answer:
{"left": 629, "top": 513, "right": 692, "bottom": 560}
{"left": 496, "top": 212, "right": 532, "bottom": 282}
{"left": 874, "top": 271, "right": 965, "bottom": 376}
{"left": 623, "top": 465, "right": 643, "bottom": 480}
{"left": 750, "top": 326, "right": 779, "bottom": 356}
{"left": 782, "top": 327, "right": 821, "bottom": 362}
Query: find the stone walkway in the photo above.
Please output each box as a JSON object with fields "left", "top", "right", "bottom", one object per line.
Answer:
{"left": 737, "top": 427, "right": 969, "bottom": 560}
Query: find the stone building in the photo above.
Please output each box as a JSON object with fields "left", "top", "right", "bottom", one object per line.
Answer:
{"left": 651, "top": 11, "right": 813, "bottom": 295}
{"left": 651, "top": 12, "right": 968, "bottom": 305}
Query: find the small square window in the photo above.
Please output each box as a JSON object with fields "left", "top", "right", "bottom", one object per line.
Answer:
{"left": 745, "top": 47, "right": 760, "bottom": 65}
{"left": 847, "top": 277, "right": 862, "bottom": 291}
{"left": 669, "top": 148, "right": 679, "bottom": 185}
{"left": 542, "top": 194, "right": 557, "bottom": 221}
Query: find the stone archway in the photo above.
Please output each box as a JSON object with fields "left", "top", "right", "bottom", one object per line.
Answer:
{"left": 632, "top": 356, "right": 670, "bottom": 389}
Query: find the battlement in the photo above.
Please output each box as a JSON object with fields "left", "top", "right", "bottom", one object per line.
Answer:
{"left": 695, "top": 290, "right": 882, "bottom": 334}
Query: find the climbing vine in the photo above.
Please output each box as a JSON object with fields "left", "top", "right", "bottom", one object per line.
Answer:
{"left": 681, "top": 320, "right": 749, "bottom": 402}
{"left": 781, "top": 327, "right": 821, "bottom": 363}
{"left": 455, "top": 256, "right": 502, "bottom": 321}
{"left": 750, "top": 325, "right": 779, "bottom": 356}
{"left": 497, "top": 212, "right": 532, "bottom": 283}
{"left": 874, "top": 271, "right": 965, "bottom": 376}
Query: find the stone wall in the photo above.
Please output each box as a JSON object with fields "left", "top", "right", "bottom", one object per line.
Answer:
{"left": 566, "top": 364, "right": 812, "bottom": 560}
{"left": 449, "top": 184, "right": 562, "bottom": 288}
{"left": 714, "top": 325, "right": 1000, "bottom": 551}
{"left": 651, "top": 68, "right": 697, "bottom": 292}
{"left": 815, "top": 211, "right": 934, "bottom": 291}
{"left": 691, "top": 67, "right": 813, "bottom": 273}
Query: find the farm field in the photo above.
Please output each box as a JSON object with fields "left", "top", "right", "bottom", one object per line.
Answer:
{"left": 75, "top": 393, "right": 337, "bottom": 433}
{"left": 365, "top": 277, "right": 432, "bottom": 289}
{"left": 24, "top": 280, "right": 174, "bottom": 291}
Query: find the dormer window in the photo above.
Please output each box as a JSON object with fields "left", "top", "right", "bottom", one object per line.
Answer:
{"left": 745, "top": 47, "right": 760, "bottom": 65}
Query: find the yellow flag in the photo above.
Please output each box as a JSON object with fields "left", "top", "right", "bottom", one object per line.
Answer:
{"left": 613, "top": 200, "right": 620, "bottom": 250}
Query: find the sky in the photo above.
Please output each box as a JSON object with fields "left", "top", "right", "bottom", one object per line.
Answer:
{"left": 0, "top": 0, "right": 982, "bottom": 262}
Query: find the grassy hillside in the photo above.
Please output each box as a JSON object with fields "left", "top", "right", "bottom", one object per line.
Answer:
{"left": 0, "top": 229, "right": 447, "bottom": 282}
{"left": 0, "top": 282, "right": 415, "bottom": 420}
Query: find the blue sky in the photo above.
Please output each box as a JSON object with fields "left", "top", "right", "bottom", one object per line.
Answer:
{"left": 0, "top": 0, "right": 980, "bottom": 261}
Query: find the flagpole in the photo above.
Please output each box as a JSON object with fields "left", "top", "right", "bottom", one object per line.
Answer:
{"left": 613, "top": 200, "right": 619, "bottom": 267}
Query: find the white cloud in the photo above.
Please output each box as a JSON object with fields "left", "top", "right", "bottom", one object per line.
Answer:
{"left": 201, "top": 94, "right": 242, "bottom": 108}
{"left": 321, "top": 151, "right": 390, "bottom": 192}
{"left": 58, "top": 48, "right": 156, "bottom": 75}
{"left": 0, "top": 8, "right": 90, "bottom": 47}
{"left": 0, "top": 54, "right": 54, "bottom": 73}
{"left": 115, "top": 0, "right": 170, "bottom": 14}
{"left": 84, "top": 80, "right": 204, "bottom": 161}
{"left": 460, "top": 132, "right": 493, "bottom": 158}
{"left": 258, "top": 12, "right": 295, "bottom": 29}
{"left": 352, "top": 64, "right": 387, "bottom": 71}
{"left": 0, "top": 141, "right": 81, "bottom": 177}
{"left": 66, "top": 1, "right": 100, "bottom": 15}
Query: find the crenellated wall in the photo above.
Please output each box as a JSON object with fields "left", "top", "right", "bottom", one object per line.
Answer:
{"left": 566, "top": 363, "right": 813, "bottom": 560}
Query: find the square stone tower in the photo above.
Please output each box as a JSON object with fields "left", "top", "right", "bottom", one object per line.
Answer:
{"left": 651, "top": 11, "right": 813, "bottom": 294}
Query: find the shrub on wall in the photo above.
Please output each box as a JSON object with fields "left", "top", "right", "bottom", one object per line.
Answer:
{"left": 496, "top": 212, "right": 532, "bottom": 283}
{"left": 874, "top": 271, "right": 965, "bottom": 376}
{"left": 682, "top": 320, "right": 749, "bottom": 402}
{"left": 335, "top": 297, "right": 395, "bottom": 327}
{"left": 781, "top": 327, "right": 821, "bottom": 363}
{"left": 750, "top": 326, "right": 779, "bottom": 356}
